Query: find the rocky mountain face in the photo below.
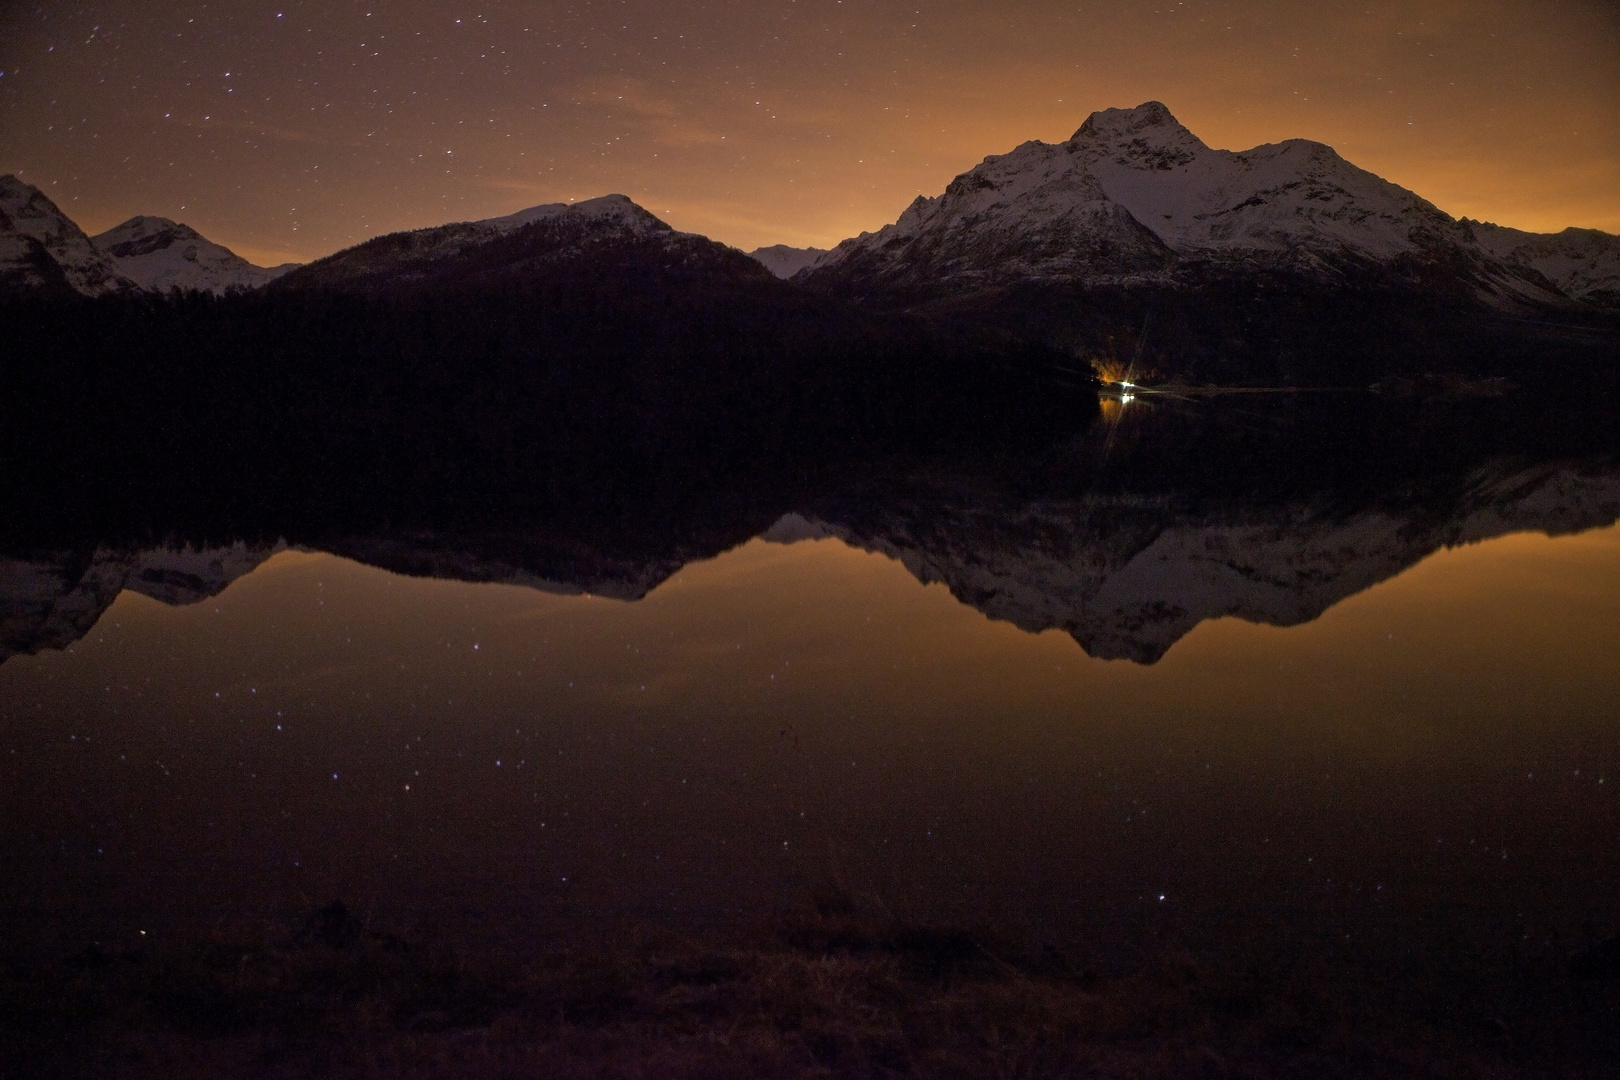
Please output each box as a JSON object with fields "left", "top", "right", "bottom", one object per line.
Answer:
{"left": 0, "top": 176, "right": 296, "bottom": 296}
{"left": 804, "top": 102, "right": 1615, "bottom": 308}
{"left": 748, "top": 244, "right": 829, "bottom": 279}
{"left": 1462, "top": 219, "right": 1620, "bottom": 308}
{"left": 11, "top": 123, "right": 1615, "bottom": 309}
{"left": 275, "top": 194, "right": 772, "bottom": 293}
{"left": 0, "top": 175, "right": 133, "bottom": 295}
{"left": 92, "top": 216, "right": 298, "bottom": 294}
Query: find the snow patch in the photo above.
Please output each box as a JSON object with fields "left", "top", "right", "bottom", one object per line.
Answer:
{"left": 0, "top": 174, "right": 133, "bottom": 294}
{"left": 92, "top": 215, "right": 298, "bottom": 294}
{"left": 810, "top": 103, "right": 1614, "bottom": 305}
{"left": 748, "top": 245, "right": 830, "bottom": 279}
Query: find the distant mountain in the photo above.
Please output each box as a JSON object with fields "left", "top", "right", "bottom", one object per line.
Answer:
{"left": 748, "top": 244, "right": 829, "bottom": 279}
{"left": 1461, "top": 220, "right": 1620, "bottom": 308}
{"left": 0, "top": 175, "right": 133, "bottom": 295}
{"left": 0, "top": 176, "right": 296, "bottom": 296}
{"left": 92, "top": 216, "right": 298, "bottom": 294}
{"left": 275, "top": 194, "right": 773, "bottom": 293}
{"left": 805, "top": 102, "right": 1618, "bottom": 308}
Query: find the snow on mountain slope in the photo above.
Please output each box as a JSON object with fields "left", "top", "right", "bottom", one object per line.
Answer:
{"left": 479, "top": 193, "right": 667, "bottom": 235}
{"left": 748, "top": 244, "right": 829, "bottom": 279}
{"left": 92, "top": 216, "right": 298, "bottom": 294}
{"left": 0, "top": 175, "right": 133, "bottom": 295}
{"left": 1462, "top": 220, "right": 1620, "bottom": 306}
{"left": 808, "top": 103, "right": 1579, "bottom": 304}
{"left": 277, "top": 193, "right": 698, "bottom": 290}
{"left": 814, "top": 136, "right": 1176, "bottom": 290}
{"left": 1073, "top": 103, "right": 1450, "bottom": 262}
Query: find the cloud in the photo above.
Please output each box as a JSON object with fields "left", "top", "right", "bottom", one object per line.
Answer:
{"left": 567, "top": 77, "right": 737, "bottom": 147}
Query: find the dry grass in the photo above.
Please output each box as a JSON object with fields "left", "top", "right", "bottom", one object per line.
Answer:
{"left": 3, "top": 897, "right": 1615, "bottom": 1079}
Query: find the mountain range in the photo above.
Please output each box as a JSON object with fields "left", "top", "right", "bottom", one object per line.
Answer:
{"left": 0, "top": 175, "right": 296, "bottom": 295}
{"left": 804, "top": 102, "right": 1619, "bottom": 307}
{"left": 5, "top": 102, "right": 1616, "bottom": 307}
{"left": 747, "top": 244, "right": 830, "bottom": 279}
{"left": 271, "top": 192, "right": 770, "bottom": 294}
{"left": 90, "top": 216, "right": 297, "bottom": 293}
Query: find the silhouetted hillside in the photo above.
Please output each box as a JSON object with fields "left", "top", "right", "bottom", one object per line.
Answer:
{"left": 0, "top": 271, "right": 1095, "bottom": 542}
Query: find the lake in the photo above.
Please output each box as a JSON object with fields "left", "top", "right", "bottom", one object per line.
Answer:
{"left": 3, "top": 392, "right": 1618, "bottom": 1072}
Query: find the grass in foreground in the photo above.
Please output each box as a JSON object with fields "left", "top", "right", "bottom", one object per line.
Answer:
{"left": 3, "top": 894, "right": 1616, "bottom": 1079}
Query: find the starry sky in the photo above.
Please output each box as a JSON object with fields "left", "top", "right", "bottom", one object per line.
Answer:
{"left": 1, "top": 1, "right": 1615, "bottom": 267}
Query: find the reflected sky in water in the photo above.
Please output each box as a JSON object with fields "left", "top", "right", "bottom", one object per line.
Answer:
{"left": 2, "top": 524, "right": 1618, "bottom": 969}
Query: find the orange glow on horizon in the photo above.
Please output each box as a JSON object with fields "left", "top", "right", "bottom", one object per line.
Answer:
{"left": 2, "top": 1, "right": 1614, "bottom": 261}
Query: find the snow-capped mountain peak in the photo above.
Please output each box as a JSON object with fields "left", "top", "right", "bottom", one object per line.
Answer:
{"left": 747, "top": 244, "right": 829, "bottom": 279}
{"left": 480, "top": 193, "right": 668, "bottom": 235}
{"left": 808, "top": 102, "right": 1611, "bottom": 306}
{"left": 1068, "top": 100, "right": 1208, "bottom": 164}
{"left": 0, "top": 175, "right": 133, "bottom": 295}
{"left": 94, "top": 214, "right": 199, "bottom": 254}
{"left": 91, "top": 215, "right": 298, "bottom": 294}
{"left": 1461, "top": 219, "right": 1620, "bottom": 307}
{"left": 273, "top": 192, "right": 767, "bottom": 292}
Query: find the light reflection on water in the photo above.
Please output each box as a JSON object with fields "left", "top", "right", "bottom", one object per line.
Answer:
{"left": 1, "top": 525, "right": 1617, "bottom": 968}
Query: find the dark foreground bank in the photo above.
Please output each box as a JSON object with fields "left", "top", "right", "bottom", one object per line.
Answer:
{"left": 5, "top": 892, "right": 1618, "bottom": 1080}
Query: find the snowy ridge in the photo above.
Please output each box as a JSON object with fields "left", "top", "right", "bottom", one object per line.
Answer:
{"left": 0, "top": 175, "right": 133, "bottom": 295}
{"left": 277, "top": 193, "right": 688, "bottom": 289}
{"left": 762, "top": 461, "right": 1620, "bottom": 664}
{"left": 92, "top": 216, "right": 298, "bottom": 294}
{"left": 809, "top": 103, "right": 1602, "bottom": 306}
{"left": 1461, "top": 220, "right": 1620, "bottom": 306}
{"left": 1074, "top": 103, "right": 1446, "bottom": 262}
{"left": 478, "top": 193, "right": 667, "bottom": 235}
{"left": 748, "top": 244, "right": 829, "bottom": 279}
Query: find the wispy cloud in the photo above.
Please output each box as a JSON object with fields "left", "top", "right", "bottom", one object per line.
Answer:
{"left": 570, "top": 77, "right": 728, "bottom": 147}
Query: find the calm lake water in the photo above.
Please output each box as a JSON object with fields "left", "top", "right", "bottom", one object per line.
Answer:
{"left": 4, "top": 392, "right": 1620, "bottom": 1031}
{"left": 4, "top": 489, "right": 1618, "bottom": 985}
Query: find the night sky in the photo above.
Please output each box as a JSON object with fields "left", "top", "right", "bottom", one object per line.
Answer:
{"left": 1, "top": 1, "right": 1615, "bottom": 267}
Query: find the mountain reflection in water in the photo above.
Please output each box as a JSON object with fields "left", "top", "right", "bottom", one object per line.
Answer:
{"left": 1, "top": 393, "right": 1618, "bottom": 1056}
{"left": 7, "top": 455, "right": 1620, "bottom": 667}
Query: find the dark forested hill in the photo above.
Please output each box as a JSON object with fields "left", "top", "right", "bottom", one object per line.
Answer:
{"left": 0, "top": 264, "right": 1095, "bottom": 543}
